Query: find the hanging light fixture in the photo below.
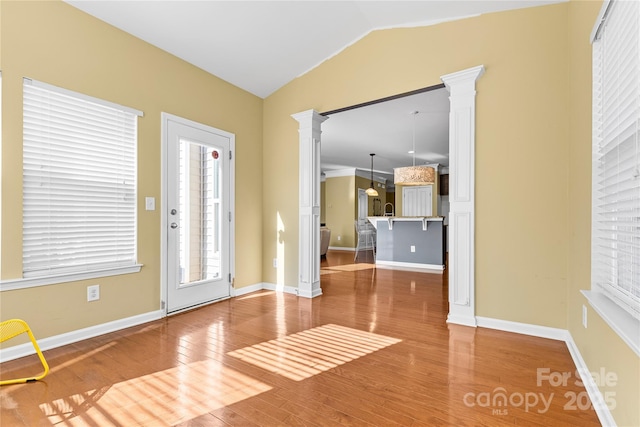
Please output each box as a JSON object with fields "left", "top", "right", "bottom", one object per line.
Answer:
{"left": 394, "top": 111, "right": 435, "bottom": 186}
{"left": 366, "top": 153, "right": 379, "bottom": 197}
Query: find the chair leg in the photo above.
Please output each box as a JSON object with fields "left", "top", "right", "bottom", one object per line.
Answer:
{"left": 0, "top": 319, "right": 50, "bottom": 386}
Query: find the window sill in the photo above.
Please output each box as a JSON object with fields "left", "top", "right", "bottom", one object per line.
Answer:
{"left": 581, "top": 290, "right": 640, "bottom": 357}
{"left": 0, "top": 264, "right": 143, "bottom": 291}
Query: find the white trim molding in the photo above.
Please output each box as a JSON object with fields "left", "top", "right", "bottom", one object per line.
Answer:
{"left": 328, "top": 246, "right": 356, "bottom": 252}
{"left": 476, "top": 316, "right": 569, "bottom": 341}
{"left": 292, "top": 110, "right": 328, "bottom": 299}
{"left": 323, "top": 167, "right": 387, "bottom": 184}
{"left": 233, "top": 282, "right": 299, "bottom": 297}
{"left": 564, "top": 334, "right": 618, "bottom": 427}
{"left": 441, "top": 65, "right": 485, "bottom": 327}
{"left": 232, "top": 283, "right": 265, "bottom": 297}
{"left": 323, "top": 168, "right": 358, "bottom": 178}
{"left": 0, "top": 264, "right": 142, "bottom": 292}
{"left": 582, "top": 290, "right": 640, "bottom": 357}
{"left": 261, "top": 282, "right": 299, "bottom": 295}
{"left": 375, "top": 260, "right": 444, "bottom": 274}
{"left": 0, "top": 310, "right": 163, "bottom": 363}
{"left": 0, "top": 282, "right": 297, "bottom": 363}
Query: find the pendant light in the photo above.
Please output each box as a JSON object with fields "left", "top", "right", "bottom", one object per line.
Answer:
{"left": 394, "top": 111, "right": 435, "bottom": 185}
{"left": 366, "top": 153, "right": 379, "bottom": 197}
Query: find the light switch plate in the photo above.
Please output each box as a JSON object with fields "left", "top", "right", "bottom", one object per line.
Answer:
{"left": 145, "top": 197, "right": 155, "bottom": 211}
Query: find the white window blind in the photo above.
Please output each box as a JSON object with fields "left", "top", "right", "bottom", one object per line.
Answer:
{"left": 23, "top": 79, "right": 141, "bottom": 277}
{"left": 591, "top": 0, "right": 640, "bottom": 321}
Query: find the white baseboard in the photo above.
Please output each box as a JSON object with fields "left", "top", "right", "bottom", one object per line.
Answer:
{"left": 476, "top": 316, "right": 569, "bottom": 341}
{"left": 298, "top": 288, "right": 323, "bottom": 298}
{"left": 0, "top": 310, "right": 163, "bottom": 363}
{"left": 447, "top": 313, "right": 478, "bottom": 327}
{"left": 233, "top": 282, "right": 298, "bottom": 297}
{"left": 476, "top": 316, "right": 616, "bottom": 426}
{"left": 376, "top": 261, "right": 444, "bottom": 274}
{"left": 1, "top": 282, "right": 301, "bottom": 363}
{"left": 328, "top": 246, "right": 355, "bottom": 252}
{"left": 261, "top": 282, "right": 299, "bottom": 295}
{"left": 565, "top": 333, "right": 617, "bottom": 427}
{"left": 232, "top": 282, "right": 264, "bottom": 297}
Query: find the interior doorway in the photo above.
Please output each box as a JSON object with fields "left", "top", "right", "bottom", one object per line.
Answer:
{"left": 357, "top": 189, "right": 368, "bottom": 221}
{"left": 297, "top": 65, "right": 485, "bottom": 327}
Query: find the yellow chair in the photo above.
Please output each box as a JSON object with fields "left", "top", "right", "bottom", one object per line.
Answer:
{"left": 0, "top": 319, "right": 49, "bottom": 385}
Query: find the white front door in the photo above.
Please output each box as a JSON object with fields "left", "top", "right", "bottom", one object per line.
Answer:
{"left": 163, "top": 114, "right": 234, "bottom": 314}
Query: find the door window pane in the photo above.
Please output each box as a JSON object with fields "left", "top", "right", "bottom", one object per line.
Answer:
{"left": 178, "top": 139, "right": 221, "bottom": 284}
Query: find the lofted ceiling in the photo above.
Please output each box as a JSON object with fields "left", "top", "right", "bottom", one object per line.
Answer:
{"left": 65, "top": 0, "right": 565, "bottom": 183}
{"left": 66, "top": 0, "right": 564, "bottom": 99}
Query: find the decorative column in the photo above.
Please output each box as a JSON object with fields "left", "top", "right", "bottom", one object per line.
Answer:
{"left": 292, "top": 110, "right": 328, "bottom": 298}
{"left": 441, "top": 65, "right": 485, "bottom": 327}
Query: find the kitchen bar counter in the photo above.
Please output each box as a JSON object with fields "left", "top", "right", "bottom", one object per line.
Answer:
{"left": 367, "top": 216, "right": 445, "bottom": 273}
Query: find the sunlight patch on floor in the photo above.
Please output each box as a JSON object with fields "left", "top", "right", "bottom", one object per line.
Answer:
{"left": 235, "top": 290, "right": 275, "bottom": 300}
{"left": 38, "top": 360, "right": 271, "bottom": 426}
{"left": 227, "top": 324, "right": 401, "bottom": 381}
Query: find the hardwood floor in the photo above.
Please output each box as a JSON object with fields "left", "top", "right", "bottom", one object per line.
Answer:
{"left": 1, "top": 250, "right": 600, "bottom": 426}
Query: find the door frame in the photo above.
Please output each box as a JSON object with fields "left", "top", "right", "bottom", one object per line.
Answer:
{"left": 160, "top": 112, "right": 235, "bottom": 316}
{"left": 295, "top": 65, "right": 484, "bottom": 328}
{"left": 357, "top": 188, "right": 368, "bottom": 220}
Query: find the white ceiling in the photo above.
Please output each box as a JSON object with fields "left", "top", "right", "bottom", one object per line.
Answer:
{"left": 65, "top": 0, "right": 564, "bottom": 183}
{"left": 66, "top": 0, "right": 564, "bottom": 99}
{"left": 321, "top": 87, "right": 450, "bottom": 181}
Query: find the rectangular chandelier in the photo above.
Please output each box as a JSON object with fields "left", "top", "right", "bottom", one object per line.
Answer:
{"left": 394, "top": 165, "right": 435, "bottom": 186}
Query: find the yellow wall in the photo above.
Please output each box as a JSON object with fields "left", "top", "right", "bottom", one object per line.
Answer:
{"left": 566, "top": 1, "right": 639, "bottom": 426}
{"left": 0, "top": 1, "right": 263, "bottom": 339}
{"left": 386, "top": 191, "right": 395, "bottom": 214}
{"left": 324, "top": 176, "right": 356, "bottom": 248}
{"left": 1, "top": 2, "right": 637, "bottom": 424}
{"left": 263, "top": 3, "right": 638, "bottom": 424}
{"left": 265, "top": 3, "right": 571, "bottom": 325}
{"left": 322, "top": 174, "right": 386, "bottom": 250}
{"left": 354, "top": 175, "right": 386, "bottom": 217}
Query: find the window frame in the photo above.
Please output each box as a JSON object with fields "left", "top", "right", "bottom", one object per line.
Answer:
{"left": 0, "top": 79, "right": 143, "bottom": 291}
{"left": 583, "top": 0, "right": 640, "bottom": 357}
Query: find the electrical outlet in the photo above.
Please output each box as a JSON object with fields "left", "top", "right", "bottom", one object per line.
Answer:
{"left": 410, "top": 245, "right": 416, "bottom": 252}
{"left": 582, "top": 305, "right": 588, "bottom": 328}
{"left": 87, "top": 284, "right": 100, "bottom": 302}
{"left": 273, "top": 258, "right": 278, "bottom": 268}
{"left": 337, "top": 235, "right": 341, "bottom": 241}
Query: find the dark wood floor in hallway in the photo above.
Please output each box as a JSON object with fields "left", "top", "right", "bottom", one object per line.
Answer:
{"left": 1, "top": 250, "right": 600, "bottom": 426}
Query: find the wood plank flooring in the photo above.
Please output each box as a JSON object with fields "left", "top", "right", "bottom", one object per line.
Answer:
{"left": 1, "top": 251, "right": 601, "bottom": 426}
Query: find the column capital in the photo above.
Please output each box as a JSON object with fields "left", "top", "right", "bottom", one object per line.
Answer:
{"left": 441, "top": 65, "right": 485, "bottom": 95}
{"left": 291, "top": 109, "right": 328, "bottom": 128}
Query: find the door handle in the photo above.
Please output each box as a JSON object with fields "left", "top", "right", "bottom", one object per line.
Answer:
{"left": 170, "top": 222, "right": 178, "bottom": 229}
